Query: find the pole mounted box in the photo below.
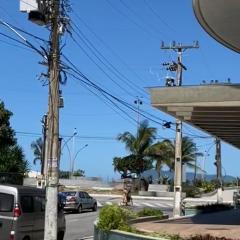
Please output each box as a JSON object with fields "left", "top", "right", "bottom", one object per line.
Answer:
{"left": 20, "top": 0, "right": 48, "bottom": 25}
{"left": 20, "top": 0, "right": 39, "bottom": 13}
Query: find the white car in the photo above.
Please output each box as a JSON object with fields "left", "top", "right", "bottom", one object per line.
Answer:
{"left": 62, "top": 191, "right": 97, "bottom": 213}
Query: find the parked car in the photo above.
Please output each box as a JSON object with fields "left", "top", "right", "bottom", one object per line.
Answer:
{"left": 0, "top": 184, "right": 66, "bottom": 240}
{"left": 61, "top": 191, "right": 97, "bottom": 213}
{"left": 58, "top": 192, "right": 66, "bottom": 209}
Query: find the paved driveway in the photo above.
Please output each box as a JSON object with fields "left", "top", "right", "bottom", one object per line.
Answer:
{"left": 133, "top": 209, "right": 240, "bottom": 239}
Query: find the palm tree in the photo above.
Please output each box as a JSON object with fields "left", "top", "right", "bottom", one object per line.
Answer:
{"left": 148, "top": 140, "right": 173, "bottom": 181}
{"left": 158, "top": 137, "right": 203, "bottom": 181}
{"left": 31, "top": 137, "right": 43, "bottom": 173}
{"left": 113, "top": 120, "right": 157, "bottom": 176}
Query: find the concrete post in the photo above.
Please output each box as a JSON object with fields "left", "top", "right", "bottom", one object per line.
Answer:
{"left": 173, "top": 119, "right": 182, "bottom": 217}
{"left": 44, "top": 0, "right": 60, "bottom": 239}
{"left": 215, "top": 138, "right": 223, "bottom": 203}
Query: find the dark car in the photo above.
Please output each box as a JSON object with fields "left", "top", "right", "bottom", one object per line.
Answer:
{"left": 58, "top": 192, "right": 66, "bottom": 209}
{"left": 61, "top": 191, "right": 97, "bottom": 213}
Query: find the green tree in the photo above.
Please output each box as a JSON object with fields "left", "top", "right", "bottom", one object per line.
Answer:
{"left": 148, "top": 140, "right": 173, "bottom": 181}
{"left": 113, "top": 120, "right": 156, "bottom": 176}
{"left": 31, "top": 137, "right": 43, "bottom": 173}
{"left": 158, "top": 137, "right": 203, "bottom": 181}
{"left": 73, "top": 169, "right": 85, "bottom": 177}
{"left": 0, "top": 101, "right": 28, "bottom": 184}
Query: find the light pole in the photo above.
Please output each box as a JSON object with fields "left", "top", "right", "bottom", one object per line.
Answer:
{"left": 60, "top": 130, "right": 77, "bottom": 178}
{"left": 134, "top": 97, "right": 143, "bottom": 129}
{"left": 71, "top": 144, "right": 88, "bottom": 177}
{"left": 71, "top": 128, "right": 77, "bottom": 178}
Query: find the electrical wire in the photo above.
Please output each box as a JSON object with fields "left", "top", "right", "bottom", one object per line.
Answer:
{"left": 0, "top": 19, "right": 46, "bottom": 58}
{"left": 66, "top": 73, "right": 137, "bottom": 126}
{"left": 62, "top": 59, "right": 178, "bottom": 129}
{"left": 119, "top": 0, "right": 167, "bottom": 38}
{"left": 105, "top": 0, "right": 160, "bottom": 41}
{"left": 66, "top": 70, "right": 139, "bottom": 125}
{"left": 143, "top": 0, "right": 177, "bottom": 35}
{"left": 63, "top": 56, "right": 214, "bottom": 139}
{"left": 70, "top": 20, "right": 148, "bottom": 98}
{"left": 8, "top": 22, "right": 49, "bottom": 43}
{"left": 62, "top": 34, "right": 174, "bottom": 124}
{"left": 69, "top": 32, "right": 136, "bottom": 98}
{"left": 0, "top": 32, "right": 31, "bottom": 48}
{"left": 0, "top": 36, "right": 34, "bottom": 52}
{"left": 72, "top": 11, "right": 150, "bottom": 97}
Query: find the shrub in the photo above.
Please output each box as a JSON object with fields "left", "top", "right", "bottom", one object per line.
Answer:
{"left": 137, "top": 207, "right": 163, "bottom": 217}
{"left": 148, "top": 232, "right": 183, "bottom": 240}
{"left": 188, "top": 234, "right": 232, "bottom": 240}
{"left": 97, "top": 204, "right": 136, "bottom": 232}
{"left": 182, "top": 184, "right": 201, "bottom": 198}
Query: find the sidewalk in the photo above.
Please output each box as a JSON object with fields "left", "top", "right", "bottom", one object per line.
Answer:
{"left": 133, "top": 208, "right": 240, "bottom": 239}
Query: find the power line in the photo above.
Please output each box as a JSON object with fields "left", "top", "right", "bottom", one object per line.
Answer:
{"left": 70, "top": 20, "right": 148, "bottom": 98}
{"left": 0, "top": 36, "right": 33, "bottom": 52}
{"left": 0, "top": 32, "right": 31, "bottom": 48}
{"left": 69, "top": 32, "right": 136, "bottom": 98}
{"left": 61, "top": 55, "right": 171, "bottom": 124}
{"left": 8, "top": 22, "right": 49, "bottom": 43}
{"left": 0, "top": 19, "right": 46, "bottom": 58}
{"left": 105, "top": 0, "right": 160, "bottom": 41}
{"left": 71, "top": 11, "right": 149, "bottom": 97}
{"left": 67, "top": 73, "right": 137, "bottom": 126}
{"left": 119, "top": 0, "right": 168, "bottom": 38}
{"left": 143, "top": 0, "right": 177, "bottom": 34}
{"left": 15, "top": 131, "right": 201, "bottom": 141}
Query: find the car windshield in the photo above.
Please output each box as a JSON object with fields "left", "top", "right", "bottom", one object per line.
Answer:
{"left": 62, "top": 192, "right": 76, "bottom": 196}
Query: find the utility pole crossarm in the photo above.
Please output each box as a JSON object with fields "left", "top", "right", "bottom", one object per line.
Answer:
{"left": 161, "top": 41, "right": 199, "bottom": 51}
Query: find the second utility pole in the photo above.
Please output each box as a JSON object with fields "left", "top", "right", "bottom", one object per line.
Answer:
{"left": 44, "top": 0, "right": 61, "bottom": 239}
{"left": 215, "top": 138, "right": 223, "bottom": 203}
{"left": 161, "top": 41, "right": 199, "bottom": 217}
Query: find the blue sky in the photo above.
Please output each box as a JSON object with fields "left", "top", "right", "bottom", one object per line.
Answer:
{"left": 0, "top": 0, "right": 239, "bottom": 180}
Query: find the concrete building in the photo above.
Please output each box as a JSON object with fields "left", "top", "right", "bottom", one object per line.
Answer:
{"left": 149, "top": 84, "right": 240, "bottom": 148}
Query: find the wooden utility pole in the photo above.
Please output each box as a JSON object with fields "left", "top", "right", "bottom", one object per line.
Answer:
{"left": 161, "top": 41, "right": 199, "bottom": 217}
{"left": 44, "top": 0, "right": 61, "bottom": 239}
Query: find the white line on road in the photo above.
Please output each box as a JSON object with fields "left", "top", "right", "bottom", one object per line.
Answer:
{"left": 155, "top": 203, "right": 173, "bottom": 208}
{"left": 143, "top": 202, "right": 155, "bottom": 207}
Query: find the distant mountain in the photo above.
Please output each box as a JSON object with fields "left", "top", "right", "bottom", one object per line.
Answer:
{"left": 142, "top": 169, "right": 236, "bottom": 182}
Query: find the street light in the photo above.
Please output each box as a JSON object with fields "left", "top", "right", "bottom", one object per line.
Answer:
{"left": 134, "top": 96, "right": 143, "bottom": 130}
{"left": 60, "top": 129, "right": 77, "bottom": 178}
{"left": 71, "top": 144, "right": 88, "bottom": 177}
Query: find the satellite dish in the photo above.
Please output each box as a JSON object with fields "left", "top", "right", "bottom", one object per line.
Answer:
{"left": 193, "top": 0, "right": 240, "bottom": 53}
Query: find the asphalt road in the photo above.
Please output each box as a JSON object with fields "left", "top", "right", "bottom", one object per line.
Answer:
{"left": 63, "top": 189, "right": 237, "bottom": 239}
{"left": 63, "top": 196, "right": 174, "bottom": 240}
{"left": 64, "top": 210, "right": 98, "bottom": 240}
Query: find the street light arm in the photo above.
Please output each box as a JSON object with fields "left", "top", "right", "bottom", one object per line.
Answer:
{"left": 73, "top": 144, "right": 88, "bottom": 161}
{"left": 61, "top": 132, "right": 77, "bottom": 151}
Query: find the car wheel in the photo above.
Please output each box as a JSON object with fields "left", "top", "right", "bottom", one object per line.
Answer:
{"left": 78, "top": 204, "right": 82, "bottom": 213}
{"left": 92, "top": 203, "right": 97, "bottom": 212}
